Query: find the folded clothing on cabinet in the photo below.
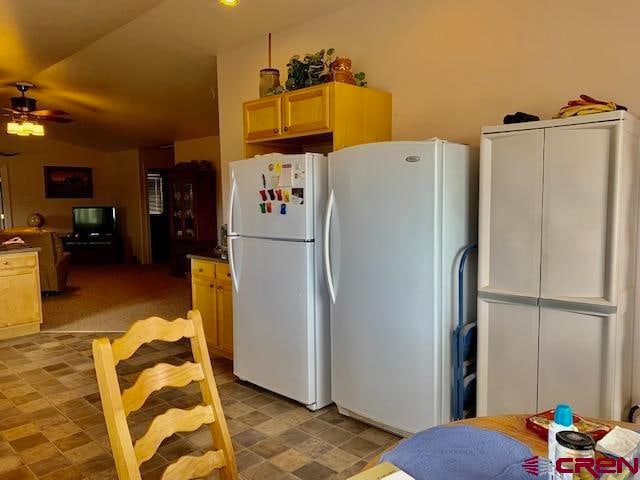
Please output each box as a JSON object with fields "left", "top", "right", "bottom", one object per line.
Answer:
{"left": 555, "top": 94, "right": 627, "bottom": 118}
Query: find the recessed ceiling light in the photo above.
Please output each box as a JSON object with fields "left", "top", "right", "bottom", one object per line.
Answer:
{"left": 219, "top": 0, "right": 238, "bottom": 6}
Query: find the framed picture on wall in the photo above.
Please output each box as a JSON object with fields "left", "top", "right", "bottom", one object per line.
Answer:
{"left": 44, "top": 166, "right": 93, "bottom": 198}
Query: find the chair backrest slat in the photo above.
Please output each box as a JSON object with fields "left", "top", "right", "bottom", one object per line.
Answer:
{"left": 122, "top": 362, "right": 204, "bottom": 416}
{"left": 161, "top": 450, "right": 226, "bottom": 480}
{"left": 92, "top": 338, "right": 142, "bottom": 480}
{"left": 111, "top": 316, "right": 195, "bottom": 366}
{"left": 92, "top": 310, "right": 238, "bottom": 480}
{"left": 187, "top": 310, "right": 238, "bottom": 480}
{"left": 134, "top": 405, "right": 215, "bottom": 466}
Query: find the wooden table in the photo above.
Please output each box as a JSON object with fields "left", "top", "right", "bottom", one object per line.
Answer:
{"left": 364, "top": 414, "right": 637, "bottom": 471}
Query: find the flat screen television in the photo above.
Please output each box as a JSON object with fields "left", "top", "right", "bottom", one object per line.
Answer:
{"left": 72, "top": 206, "right": 117, "bottom": 235}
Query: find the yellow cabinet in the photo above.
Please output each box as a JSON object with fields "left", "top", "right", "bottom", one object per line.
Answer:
{"left": 190, "top": 257, "right": 233, "bottom": 359}
{"left": 0, "top": 250, "right": 42, "bottom": 339}
{"left": 216, "top": 280, "right": 233, "bottom": 354}
{"left": 242, "top": 82, "right": 391, "bottom": 157}
{"left": 191, "top": 275, "right": 217, "bottom": 346}
{"left": 283, "top": 85, "right": 331, "bottom": 135}
{"left": 244, "top": 96, "right": 283, "bottom": 141}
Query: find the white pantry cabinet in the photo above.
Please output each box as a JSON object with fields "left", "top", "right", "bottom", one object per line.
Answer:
{"left": 477, "top": 111, "right": 640, "bottom": 420}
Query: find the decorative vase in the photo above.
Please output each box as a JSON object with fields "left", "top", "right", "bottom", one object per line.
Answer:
{"left": 259, "top": 68, "right": 280, "bottom": 97}
{"left": 331, "top": 57, "right": 356, "bottom": 85}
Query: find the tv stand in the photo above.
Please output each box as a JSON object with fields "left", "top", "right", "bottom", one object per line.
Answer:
{"left": 62, "top": 233, "right": 123, "bottom": 265}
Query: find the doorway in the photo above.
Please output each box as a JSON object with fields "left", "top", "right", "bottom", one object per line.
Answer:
{"left": 147, "top": 169, "right": 170, "bottom": 263}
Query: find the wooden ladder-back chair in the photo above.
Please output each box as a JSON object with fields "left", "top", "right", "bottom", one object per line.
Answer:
{"left": 92, "top": 310, "right": 239, "bottom": 480}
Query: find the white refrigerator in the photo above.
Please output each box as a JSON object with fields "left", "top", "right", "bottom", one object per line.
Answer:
{"left": 228, "top": 153, "right": 331, "bottom": 410}
{"left": 326, "top": 141, "right": 478, "bottom": 435}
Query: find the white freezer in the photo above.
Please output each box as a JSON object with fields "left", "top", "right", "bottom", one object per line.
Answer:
{"left": 326, "top": 141, "right": 478, "bottom": 435}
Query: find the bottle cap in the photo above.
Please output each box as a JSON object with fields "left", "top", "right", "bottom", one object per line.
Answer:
{"left": 556, "top": 431, "right": 595, "bottom": 451}
{"left": 554, "top": 404, "right": 573, "bottom": 427}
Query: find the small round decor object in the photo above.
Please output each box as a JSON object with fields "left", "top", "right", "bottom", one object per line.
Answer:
{"left": 26, "top": 213, "right": 45, "bottom": 228}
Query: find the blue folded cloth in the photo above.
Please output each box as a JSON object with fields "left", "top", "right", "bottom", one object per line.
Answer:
{"left": 381, "top": 425, "right": 536, "bottom": 479}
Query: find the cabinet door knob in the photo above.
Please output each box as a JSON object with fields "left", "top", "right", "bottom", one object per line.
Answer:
{"left": 226, "top": 273, "right": 231, "bottom": 278}
{"left": 2, "top": 261, "right": 8, "bottom": 265}
{"left": 273, "top": 128, "right": 279, "bottom": 134}
{"left": 198, "top": 268, "right": 204, "bottom": 272}
{"left": 283, "top": 126, "right": 289, "bottom": 132}
{"left": 209, "top": 284, "right": 214, "bottom": 288}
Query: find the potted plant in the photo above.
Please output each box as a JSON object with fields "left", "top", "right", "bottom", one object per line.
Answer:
{"left": 267, "top": 48, "right": 366, "bottom": 95}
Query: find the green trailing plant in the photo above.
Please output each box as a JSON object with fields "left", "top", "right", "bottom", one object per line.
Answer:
{"left": 354, "top": 71, "right": 367, "bottom": 87}
{"left": 267, "top": 48, "right": 367, "bottom": 95}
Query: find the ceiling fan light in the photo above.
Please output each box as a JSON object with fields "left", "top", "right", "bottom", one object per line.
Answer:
{"left": 7, "top": 122, "right": 20, "bottom": 134}
{"left": 21, "top": 121, "right": 35, "bottom": 134}
{"left": 219, "top": 0, "right": 238, "bottom": 6}
{"left": 32, "top": 124, "right": 45, "bottom": 136}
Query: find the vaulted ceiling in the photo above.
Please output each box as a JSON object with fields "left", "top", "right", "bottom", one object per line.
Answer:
{"left": 0, "top": 0, "right": 358, "bottom": 152}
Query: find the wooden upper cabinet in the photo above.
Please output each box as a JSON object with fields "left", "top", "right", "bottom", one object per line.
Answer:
{"left": 282, "top": 85, "right": 331, "bottom": 135}
{"left": 243, "top": 96, "right": 283, "bottom": 141}
{"left": 242, "top": 82, "right": 391, "bottom": 155}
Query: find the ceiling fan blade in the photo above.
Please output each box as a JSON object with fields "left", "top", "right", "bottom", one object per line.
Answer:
{"left": 31, "top": 109, "right": 70, "bottom": 117}
{"left": 39, "top": 115, "right": 73, "bottom": 123}
{"left": 0, "top": 106, "right": 20, "bottom": 114}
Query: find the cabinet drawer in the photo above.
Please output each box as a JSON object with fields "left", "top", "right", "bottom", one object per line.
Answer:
{"left": 191, "top": 259, "right": 214, "bottom": 278}
{"left": 215, "top": 263, "right": 231, "bottom": 280}
{"left": 0, "top": 254, "right": 37, "bottom": 270}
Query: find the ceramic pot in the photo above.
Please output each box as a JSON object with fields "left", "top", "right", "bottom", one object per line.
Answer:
{"left": 331, "top": 57, "right": 356, "bottom": 85}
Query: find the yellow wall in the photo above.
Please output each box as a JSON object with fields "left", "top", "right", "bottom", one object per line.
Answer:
{"left": 106, "top": 149, "right": 144, "bottom": 262}
{"left": 0, "top": 135, "right": 145, "bottom": 261}
{"left": 0, "top": 136, "right": 111, "bottom": 230}
{"left": 174, "top": 135, "right": 223, "bottom": 237}
{"left": 217, "top": 0, "right": 640, "bottom": 221}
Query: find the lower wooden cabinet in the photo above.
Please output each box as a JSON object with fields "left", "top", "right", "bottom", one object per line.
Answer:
{"left": 216, "top": 279, "right": 233, "bottom": 354}
{"left": 0, "top": 250, "right": 43, "bottom": 339}
{"left": 190, "top": 258, "right": 233, "bottom": 359}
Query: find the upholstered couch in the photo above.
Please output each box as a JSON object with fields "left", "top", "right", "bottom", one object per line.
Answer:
{"left": 0, "top": 227, "right": 71, "bottom": 292}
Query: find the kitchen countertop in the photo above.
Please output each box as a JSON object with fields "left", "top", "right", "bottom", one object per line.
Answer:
{"left": 0, "top": 246, "right": 41, "bottom": 256}
{"left": 187, "top": 254, "right": 229, "bottom": 264}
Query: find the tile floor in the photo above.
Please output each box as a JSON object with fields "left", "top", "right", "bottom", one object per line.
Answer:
{"left": 0, "top": 332, "right": 399, "bottom": 479}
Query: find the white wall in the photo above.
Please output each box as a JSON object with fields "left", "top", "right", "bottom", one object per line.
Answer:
{"left": 217, "top": 0, "right": 640, "bottom": 222}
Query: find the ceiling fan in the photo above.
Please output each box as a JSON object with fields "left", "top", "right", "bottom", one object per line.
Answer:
{"left": 2, "top": 82, "right": 72, "bottom": 136}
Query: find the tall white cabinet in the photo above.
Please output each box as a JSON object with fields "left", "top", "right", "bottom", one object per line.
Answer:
{"left": 477, "top": 111, "right": 640, "bottom": 420}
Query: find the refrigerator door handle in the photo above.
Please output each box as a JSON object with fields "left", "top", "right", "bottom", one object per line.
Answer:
{"left": 228, "top": 236, "right": 239, "bottom": 292}
{"left": 228, "top": 176, "right": 237, "bottom": 235}
{"left": 324, "top": 190, "right": 336, "bottom": 304}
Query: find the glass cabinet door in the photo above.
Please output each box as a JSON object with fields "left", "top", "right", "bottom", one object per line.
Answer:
{"left": 171, "top": 181, "right": 184, "bottom": 238}
{"left": 183, "top": 182, "right": 195, "bottom": 238}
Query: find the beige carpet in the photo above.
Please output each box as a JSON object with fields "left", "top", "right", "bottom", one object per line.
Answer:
{"left": 42, "top": 264, "right": 191, "bottom": 332}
